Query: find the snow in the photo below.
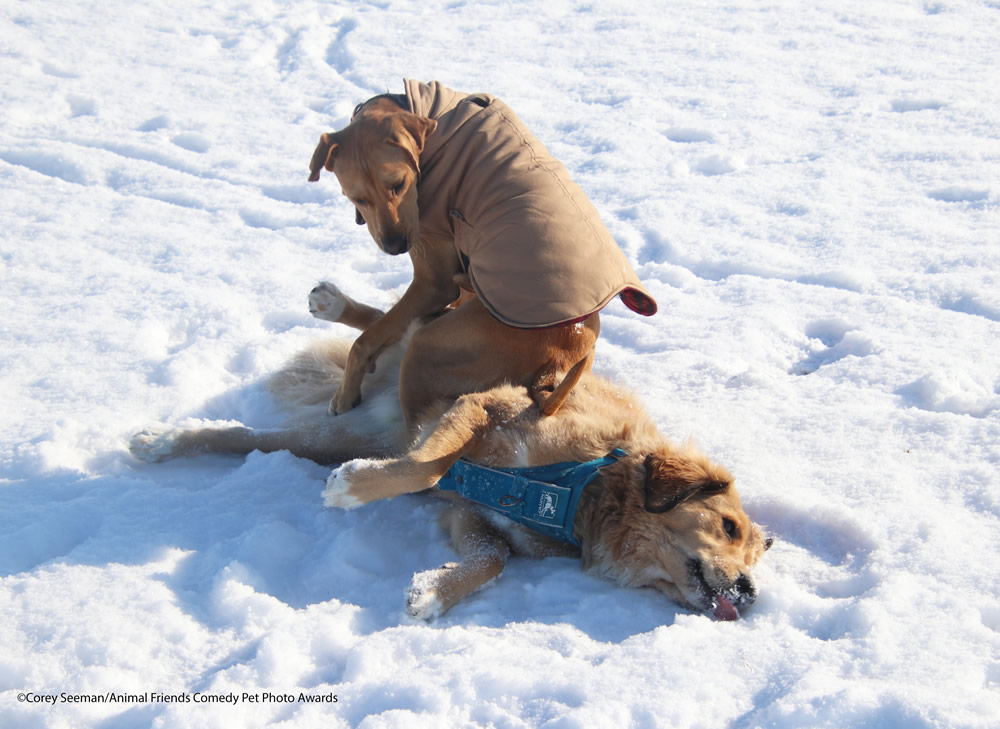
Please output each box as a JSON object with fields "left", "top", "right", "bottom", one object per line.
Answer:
{"left": 1, "top": 0, "right": 999, "bottom": 726}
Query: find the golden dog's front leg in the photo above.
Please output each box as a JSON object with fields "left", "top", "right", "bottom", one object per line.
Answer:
{"left": 324, "top": 457, "right": 421, "bottom": 508}
{"left": 406, "top": 506, "right": 512, "bottom": 620}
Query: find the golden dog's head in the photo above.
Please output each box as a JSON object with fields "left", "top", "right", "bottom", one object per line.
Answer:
{"left": 308, "top": 100, "right": 437, "bottom": 256}
{"left": 580, "top": 448, "right": 771, "bottom": 619}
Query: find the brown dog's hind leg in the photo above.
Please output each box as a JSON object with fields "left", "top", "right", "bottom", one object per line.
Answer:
{"left": 398, "top": 298, "right": 598, "bottom": 431}
{"left": 406, "top": 506, "right": 512, "bottom": 620}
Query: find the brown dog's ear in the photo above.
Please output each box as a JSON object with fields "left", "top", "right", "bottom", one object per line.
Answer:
{"left": 643, "top": 454, "right": 729, "bottom": 513}
{"left": 308, "top": 132, "right": 340, "bottom": 182}
{"left": 355, "top": 208, "right": 365, "bottom": 225}
{"left": 387, "top": 114, "right": 438, "bottom": 172}
{"left": 397, "top": 114, "right": 437, "bottom": 154}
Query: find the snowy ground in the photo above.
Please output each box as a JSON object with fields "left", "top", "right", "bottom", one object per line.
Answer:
{"left": 2, "top": 0, "right": 999, "bottom": 727}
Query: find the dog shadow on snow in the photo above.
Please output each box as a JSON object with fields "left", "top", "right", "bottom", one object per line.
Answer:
{"left": 19, "top": 371, "right": 851, "bottom": 645}
{"left": 115, "top": 447, "right": 686, "bottom": 644}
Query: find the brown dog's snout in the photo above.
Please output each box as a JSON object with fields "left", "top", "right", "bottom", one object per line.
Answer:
{"left": 381, "top": 234, "right": 409, "bottom": 255}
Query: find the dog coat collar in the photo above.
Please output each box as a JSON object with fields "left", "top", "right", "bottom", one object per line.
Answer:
{"left": 352, "top": 92, "right": 408, "bottom": 119}
{"left": 435, "top": 449, "right": 627, "bottom": 546}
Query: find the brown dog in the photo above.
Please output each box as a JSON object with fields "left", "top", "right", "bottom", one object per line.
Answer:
{"left": 308, "top": 80, "right": 656, "bottom": 426}
{"left": 131, "top": 284, "right": 769, "bottom": 620}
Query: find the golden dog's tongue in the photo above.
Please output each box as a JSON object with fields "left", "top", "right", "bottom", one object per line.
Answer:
{"left": 714, "top": 595, "right": 740, "bottom": 621}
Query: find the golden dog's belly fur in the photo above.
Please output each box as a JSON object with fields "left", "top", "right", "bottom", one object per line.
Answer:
{"left": 131, "top": 284, "right": 769, "bottom": 620}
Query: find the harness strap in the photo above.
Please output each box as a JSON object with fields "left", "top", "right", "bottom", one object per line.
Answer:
{"left": 435, "top": 449, "right": 626, "bottom": 546}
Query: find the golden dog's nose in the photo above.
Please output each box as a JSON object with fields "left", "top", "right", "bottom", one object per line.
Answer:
{"left": 734, "top": 574, "right": 757, "bottom": 604}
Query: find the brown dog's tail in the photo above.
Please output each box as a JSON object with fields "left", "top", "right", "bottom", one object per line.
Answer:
{"left": 530, "top": 348, "right": 594, "bottom": 417}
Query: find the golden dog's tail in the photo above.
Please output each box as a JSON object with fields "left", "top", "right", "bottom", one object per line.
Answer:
{"left": 268, "top": 339, "right": 351, "bottom": 408}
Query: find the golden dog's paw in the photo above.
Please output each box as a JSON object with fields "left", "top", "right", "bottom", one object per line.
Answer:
{"left": 323, "top": 459, "right": 377, "bottom": 509}
{"left": 308, "top": 281, "right": 347, "bottom": 322}
{"left": 406, "top": 564, "right": 456, "bottom": 621}
{"left": 128, "top": 427, "right": 181, "bottom": 463}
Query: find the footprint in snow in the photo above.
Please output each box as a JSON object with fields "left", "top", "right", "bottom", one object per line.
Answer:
{"left": 0, "top": 149, "right": 90, "bottom": 185}
{"left": 750, "top": 497, "right": 879, "bottom": 641}
{"left": 927, "top": 187, "right": 990, "bottom": 205}
{"left": 239, "top": 207, "right": 316, "bottom": 230}
{"left": 664, "top": 127, "right": 714, "bottom": 144}
{"left": 171, "top": 133, "right": 211, "bottom": 154}
{"left": 67, "top": 94, "right": 96, "bottom": 118}
{"left": 773, "top": 200, "right": 809, "bottom": 217}
{"left": 791, "top": 319, "right": 876, "bottom": 376}
{"left": 137, "top": 115, "right": 171, "bottom": 132}
{"left": 693, "top": 154, "right": 737, "bottom": 176}
{"left": 938, "top": 293, "right": 1000, "bottom": 323}
{"left": 42, "top": 62, "right": 79, "bottom": 79}
{"left": 326, "top": 17, "right": 358, "bottom": 74}
{"left": 890, "top": 98, "right": 946, "bottom": 112}
{"left": 895, "top": 372, "right": 1000, "bottom": 418}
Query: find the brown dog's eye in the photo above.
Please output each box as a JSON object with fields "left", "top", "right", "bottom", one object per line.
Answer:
{"left": 390, "top": 182, "right": 405, "bottom": 197}
{"left": 723, "top": 518, "right": 738, "bottom": 540}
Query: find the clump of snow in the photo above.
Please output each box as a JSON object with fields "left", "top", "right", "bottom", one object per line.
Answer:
{"left": 2, "top": 0, "right": 999, "bottom": 727}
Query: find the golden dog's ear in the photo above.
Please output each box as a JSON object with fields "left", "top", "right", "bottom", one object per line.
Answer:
{"left": 355, "top": 208, "right": 365, "bottom": 225}
{"left": 643, "top": 454, "right": 728, "bottom": 513}
{"left": 308, "top": 132, "right": 341, "bottom": 182}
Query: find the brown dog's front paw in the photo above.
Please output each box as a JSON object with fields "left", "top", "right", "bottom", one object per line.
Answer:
{"left": 329, "top": 389, "right": 362, "bottom": 416}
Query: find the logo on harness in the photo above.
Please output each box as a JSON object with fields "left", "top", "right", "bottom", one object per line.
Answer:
{"left": 538, "top": 491, "right": 559, "bottom": 520}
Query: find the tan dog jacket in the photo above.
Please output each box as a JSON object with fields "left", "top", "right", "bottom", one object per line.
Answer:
{"left": 404, "top": 80, "right": 657, "bottom": 328}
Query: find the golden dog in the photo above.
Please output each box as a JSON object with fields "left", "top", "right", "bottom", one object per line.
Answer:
{"left": 307, "top": 81, "right": 657, "bottom": 427}
{"left": 131, "top": 284, "right": 769, "bottom": 620}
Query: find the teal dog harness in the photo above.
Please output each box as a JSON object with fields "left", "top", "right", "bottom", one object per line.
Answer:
{"left": 435, "top": 449, "right": 627, "bottom": 546}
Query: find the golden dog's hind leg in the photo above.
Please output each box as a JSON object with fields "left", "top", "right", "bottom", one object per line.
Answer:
{"left": 130, "top": 415, "right": 399, "bottom": 465}
{"left": 308, "top": 281, "right": 384, "bottom": 330}
{"left": 323, "top": 389, "right": 529, "bottom": 508}
{"left": 406, "top": 506, "right": 512, "bottom": 620}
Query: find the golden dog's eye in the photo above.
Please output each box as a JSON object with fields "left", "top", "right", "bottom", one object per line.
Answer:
{"left": 354, "top": 198, "right": 368, "bottom": 207}
{"left": 390, "top": 181, "right": 405, "bottom": 197}
{"left": 723, "top": 518, "right": 738, "bottom": 540}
